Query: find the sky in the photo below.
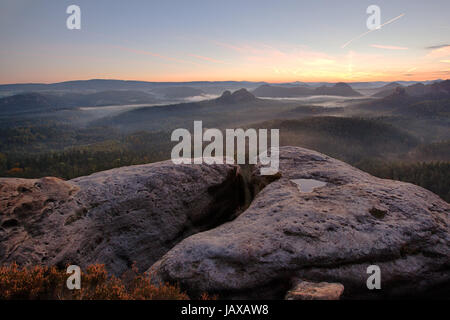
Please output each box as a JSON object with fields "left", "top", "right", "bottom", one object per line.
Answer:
{"left": 1, "top": 0, "right": 450, "bottom": 84}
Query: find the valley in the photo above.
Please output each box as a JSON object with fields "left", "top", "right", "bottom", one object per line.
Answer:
{"left": 1, "top": 79, "right": 449, "bottom": 201}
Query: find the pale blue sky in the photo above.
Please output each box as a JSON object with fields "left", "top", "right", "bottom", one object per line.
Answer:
{"left": 1, "top": 0, "right": 449, "bottom": 83}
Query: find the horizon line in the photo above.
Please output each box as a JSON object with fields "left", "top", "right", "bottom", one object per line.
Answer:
{"left": 0, "top": 77, "right": 446, "bottom": 86}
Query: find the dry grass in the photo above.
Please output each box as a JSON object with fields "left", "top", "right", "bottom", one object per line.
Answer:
{"left": 0, "top": 263, "right": 189, "bottom": 300}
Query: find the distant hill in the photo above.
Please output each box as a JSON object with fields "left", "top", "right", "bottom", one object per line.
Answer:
{"left": 267, "top": 82, "right": 310, "bottom": 87}
{"left": 68, "top": 90, "right": 157, "bottom": 107}
{"left": 351, "top": 83, "right": 450, "bottom": 143}
{"left": 0, "top": 79, "right": 159, "bottom": 92}
{"left": 0, "top": 79, "right": 443, "bottom": 96}
{"left": 0, "top": 93, "right": 57, "bottom": 115}
{"left": 252, "top": 82, "right": 362, "bottom": 97}
{"left": 250, "top": 116, "right": 418, "bottom": 163}
{"left": 358, "top": 80, "right": 450, "bottom": 116}
{"left": 373, "top": 79, "right": 450, "bottom": 99}
{"left": 93, "top": 88, "right": 304, "bottom": 133}
{"left": 0, "top": 90, "right": 158, "bottom": 115}
{"left": 0, "top": 79, "right": 266, "bottom": 95}
{"left": 381, "top": 82, "right": 402, "bottom": 89}
{"left": 314, "top": 82, "right": 362, "bottom": 97}
{"left": 154, "top": 86, "right": 205, "bottom": 99}
{"left": 372, "top": 82, "right": 403, "bottom": 97}
{"left": 429, "top": 79, "right": 450, "bottom": 97}
{"left": 252, "top": 84, "right": 311, "bottom": 97}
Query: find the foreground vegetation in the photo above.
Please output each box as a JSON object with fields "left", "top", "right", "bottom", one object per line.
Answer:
{"left": 0, "top": 263, "right": 191, "bottom": 300}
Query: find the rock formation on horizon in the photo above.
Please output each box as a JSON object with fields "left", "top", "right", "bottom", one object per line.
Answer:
{"left": 216, "top": 88, "right": 257, "bottom": 104}
{"left": 252, "top": 82, "right": 362, "bottom": 98}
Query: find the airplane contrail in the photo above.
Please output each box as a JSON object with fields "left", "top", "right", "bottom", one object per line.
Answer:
{"left": 341, "top": 13, "right": 405, "bottom": 49}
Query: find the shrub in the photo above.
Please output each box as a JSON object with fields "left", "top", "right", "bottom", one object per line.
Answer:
{"left": 0, "top": 263, "right": 189, "bottom": 300}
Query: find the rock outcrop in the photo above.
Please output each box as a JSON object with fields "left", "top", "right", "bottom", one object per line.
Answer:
{"left": 1, "top": 146, "right": 449, "bottom": 299}
{"left": 216, "top": 88, "right": 257, "bottom": 104}
{"left": 0, "top": 161, "right": 244, "bottom": 276}
{"left": 149, "top": 146, "right": 450, "bottom": 299}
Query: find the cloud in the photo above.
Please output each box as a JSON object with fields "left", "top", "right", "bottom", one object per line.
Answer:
{"left": 112, "top": 45, "right": 200, "bottom": 66}
{"left": 441, "top": 60, "right": 450, "bottom": 63}
{"left": 189, "top": 54, "right": 228, "bottom": 64}
{"left": 425, "top": 44, "right": 450, "bottom": 50}
{"left": 212, "top": 41, "right": 395, "bottom": 80}
{"left": 426, "top": 45, "right": 450, "bottom": 59}
{"left": 304, "top": 58, "right": 336, "bottom": 66}
{"left": 214, "top": 41, "right": 334, "bottom": 63}
{"left": 370, "top": 44, "right": 408, "bottom": 50}
{"left": 213, "top": 41, "right": 248, "bottom": 53}
{"left": 206, "top": 38, "right": 448, "bottom": 82}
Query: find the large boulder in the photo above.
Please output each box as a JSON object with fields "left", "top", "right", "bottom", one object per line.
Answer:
{"left": 149, "top": 146, "right": 450, "bottom": 298}
{"left": 0, "top": 161, "right": 243, "bottom": 276}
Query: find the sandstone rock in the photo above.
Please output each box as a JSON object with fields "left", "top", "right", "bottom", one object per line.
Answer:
{"left": 1, "top": 146, "right": 449, "bottom": 299}
{"left": 285, "top": 280, "right": 344, "bottom": 300}
{"left": 0, "top": 161, "right": 243, "bottom": 276}
{"left": 149, "top": 146, "right": 450, "bottom": 299}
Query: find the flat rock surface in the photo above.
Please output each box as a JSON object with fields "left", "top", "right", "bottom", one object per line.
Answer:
{"left": 150, "top": 146, "right": 450, "bottom": 298}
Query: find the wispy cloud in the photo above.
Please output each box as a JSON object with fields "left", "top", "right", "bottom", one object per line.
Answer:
{"left": 112, "top": 45, "right": 199, "bottom": 65}
{"left": 213, "top": 41, "right": 247, "bottom": 53}
{"left": 189, "top": 54, "right": 228, "bottom": 64}
{"left": 211, "top": 40, "right": 397, "bottom": 80}
{"left": 426, "top": 45, "right": 450, "bottom": 59}
{"left": 425, "top": 44, "right": 450, "bottom": 50}
{"left": 441, "top": 60, "right": 450, "bottom": 63}
{"left": 370, "top": 44, "right": 408, "bottom": 50}
{"left": 341, "top": 13, "right": 405, "bottom": 49}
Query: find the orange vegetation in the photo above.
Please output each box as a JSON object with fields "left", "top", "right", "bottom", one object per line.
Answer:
{"left": 0, "top": 263, "right": 190, "bottom": 300}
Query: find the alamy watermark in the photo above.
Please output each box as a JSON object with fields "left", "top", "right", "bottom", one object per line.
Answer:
{"left": 366, "top": 5, "right": 381, "bottom": 30}
{"left": 366, "top": 265, "right": 381, "bottom": 290}
{"left": 66, "top": 265, "right": 81, "bottom": 290}
{"left": 66, "top": 5, "right": 81, "bottom": 30}
{"left": 171, "top": 121, "right": 279, "bottom": 175}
